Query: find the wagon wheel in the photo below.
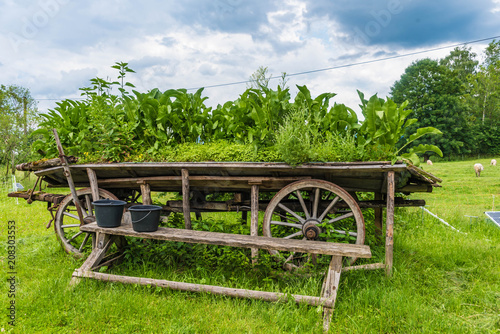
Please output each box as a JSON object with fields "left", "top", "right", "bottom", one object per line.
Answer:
{"left": 262, "top": 179, "right": 365, "bottom": 270}
{"left": 54, "top": 188, "right": 118, "bottom": 257}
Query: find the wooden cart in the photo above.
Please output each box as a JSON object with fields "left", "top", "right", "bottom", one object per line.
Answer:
{"left": 9, "top": 138, "right": 441, "bottom": 332}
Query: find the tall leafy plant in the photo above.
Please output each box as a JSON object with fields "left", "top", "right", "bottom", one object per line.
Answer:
{"left": 357, "top": 91, "right": 443, "bottom": 164}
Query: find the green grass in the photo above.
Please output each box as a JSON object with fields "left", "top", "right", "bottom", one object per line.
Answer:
{"left": 1, "top": 160, "right": 500, "bottom": 333}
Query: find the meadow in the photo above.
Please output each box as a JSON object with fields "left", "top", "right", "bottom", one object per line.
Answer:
{"left": 0, "top": 159, "right": 499, "bottom": 333}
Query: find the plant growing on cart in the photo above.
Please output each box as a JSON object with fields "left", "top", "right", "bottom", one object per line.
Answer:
{"left": 357, "top": 91, "right": 443, "bottom": 165}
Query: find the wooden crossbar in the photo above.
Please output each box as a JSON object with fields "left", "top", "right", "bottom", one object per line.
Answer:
{"left": 80, "top": 223, "right": 372, "bottom": 259}
{"left": 74, "top": 270, "right": 336, "bottom": 308}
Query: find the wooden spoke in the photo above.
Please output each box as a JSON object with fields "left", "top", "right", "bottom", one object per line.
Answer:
{"left": 67, "top": 231, "right": 83, "bottom": 243}
{"left": 84, "top": 194, "right": 93, "bottom": 217}
{"left": 270, "top": 221, "right": 303, "bottom": 229}
{"left": 318, "top": 196, "right": 340, "bottom": 221}
{"left": 328, "top": 212, "right": 354, "bottom": 224}
{"left": 62, "top": 211, "right": 80, "bottom": 220}
{"left": 273, "top": 212, "right": 301, "bottom": 224}
{"left": 296, "top": 190, "right": 310, "bottom": 219}
{"left": 79, "top": 233, "right": 91, "bottom": 252}
{"left": 61, "top": 224, "right": 81, "bottom": 229}
{"left": 312, "top": 187, "right": 320, "bottom": 218}
{"left": 333, "top": 229, "right": 358, "bottom": 237}
{"left": 263, "top": 179, "right": 365, "bottom": 269}
{"left": 54, "top": 188, "right": 119, "bottom": 257}
{"left": 277, "top": 203, "right": 306, "bottom": 223}
{"left": 283, "top": 230, "right": 304, "bottom": 239}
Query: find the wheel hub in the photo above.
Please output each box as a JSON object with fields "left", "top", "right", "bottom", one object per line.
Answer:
{"left": 302, "top": 220, "right": 322, "bottom": 240}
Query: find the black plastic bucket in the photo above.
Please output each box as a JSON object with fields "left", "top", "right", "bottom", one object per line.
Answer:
{"left": 92, "top": 199, "right": 127, "bottom": 228}
{"left": 129, "top": 205, "right": 162, "bottom": 232}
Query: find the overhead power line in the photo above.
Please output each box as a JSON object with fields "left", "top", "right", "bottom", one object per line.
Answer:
{"left": 185, "top": 35, "right": 500, "bottom": 91}
{"left": 35, "top": 35, "right": 500, "bottom": 101}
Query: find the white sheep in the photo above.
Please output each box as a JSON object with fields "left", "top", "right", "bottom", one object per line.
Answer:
{"left": 426, "top": 160, "right": 433, "bottom": 165}
{"left": 474, "top": 163, "right": 484, "bottom": 177}
{"left": 491, "top": 159, "right": 497, "bottom": 166}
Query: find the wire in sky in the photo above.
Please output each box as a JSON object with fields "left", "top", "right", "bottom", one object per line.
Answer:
{"left": 185, "top": 35, "right": 500, "bottom": 91}
{"left": 35, "top": 35, "right": 500, "bottom": 101}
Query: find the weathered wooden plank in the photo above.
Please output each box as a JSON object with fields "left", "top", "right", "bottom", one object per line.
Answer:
{"left": 7, "top": 191, "right": 66, "bottom": 204}
{"left": 385, "top": 171, "right": 395, "bottom": 277}
{"left": 53, "top": 129, "right": 85, "bottom": 224}
{"left": 250, "top": 184, "right": 259, "bottom": 263}
{"left": 374, "top": 193, "right": 383, "bottom": 239}
{"left": 16, "top": 156, "right": 78, "bottom": 171}
{"left": 140, "top": 183, "right": 152, "bottom": 205}
{"left": 322, "top": 256, "right": 342, "bottom": 333}
{"left": 397, "top": 184, "right": 434, "bottom": 193}
{"left": 342, "top": 262, "right": 385, "bottom": 272}
{"left": 79, "top": 223, "right": 372, "bottom": 258}
{"left": 163, "top": 198, "right": 425, "bottom": 213}
{"left": 86, "top": 168, "right": 100, "bottom": 201}
{"left": 74, "top": 271, "right": 336, "bottom": 308}
{"left": 182, "top": 169, "right": 192, "bottom": 229}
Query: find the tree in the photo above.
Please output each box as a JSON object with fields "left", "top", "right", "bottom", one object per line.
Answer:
{"left": 439, "top": 46, "right": 478, "bottom": 83}
{"left": 390, "top": 59, "right": 470, "bottom": 157}
{"left": 484, "top": 39, "right": 500, "bottom": 69}
{"left": 0, "top": 85, "right": 38, "bottom": 174}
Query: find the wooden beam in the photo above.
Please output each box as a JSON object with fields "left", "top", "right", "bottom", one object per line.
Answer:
{"left": 181, "top": 169, "right": 191, "bottom": 229}
{"left": 163, "top": 198, "right": 425, "bottom": 213}
{"left": 86, "top": 168, "right": 100, "bottom": 202}
{"left": 250, "top": 184, "right": 259, "bottom": 264}
{"left": 140, "top": 183, "right": 152, "bottom": 205}
{"left": 322, "top": 256, "right": 342, "bottom": 333}
{"left": 52, "top": 129, "right": 85, "bottom": 224}
{"left": 385, "top": 171, "right": 395, "bottom": 277}
{"left": 80, "top": 223, "right": 372, "bottom": 258}
{"left": 374, "top": 193, "right": 383, "bottom": 240}
{"left": 342, "top": 262, "right": 385, "bottom": 272}
{"left": 74, "top": 271, "right": 336, "bottom": 308}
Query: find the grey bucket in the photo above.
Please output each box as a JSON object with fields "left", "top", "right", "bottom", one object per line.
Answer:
{"left": 92, "top": 199, "right": 127, "bottom": 228}
{"left": 129, "top": 205, "right": 162, "bottom": 232}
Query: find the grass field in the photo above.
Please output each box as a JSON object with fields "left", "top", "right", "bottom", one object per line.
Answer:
{"left": 1, "top": 160, "right": 499, "bottom": 333}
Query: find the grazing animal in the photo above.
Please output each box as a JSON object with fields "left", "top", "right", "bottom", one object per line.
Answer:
{"left": 474, "top": 163, "right": 484, "bottom": 177}
{"left": 426, "top": 160, "right": 433, "bottom": 165}
{"left": 491, "top": 159, "right": 497, "bottom": 166}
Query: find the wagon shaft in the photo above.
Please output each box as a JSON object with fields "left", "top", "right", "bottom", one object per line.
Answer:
{"left": 7, "top": 190, "right": 66, "bottom": 205}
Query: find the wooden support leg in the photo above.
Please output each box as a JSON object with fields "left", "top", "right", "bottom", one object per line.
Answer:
{"left": 71, "top": 232, "right": 114, "bottom": 286}
{"left": 385, "top": 171, "right": 395, "bottom": 277}
{"left": 374, "top": 192, "right": 383, "bottom": 242}
{"left": 140, "top": 183, "right": 152, "bottom": 205}
{"left": 250, "top": 184, "right": 259, "bottom": 264}
{"left": 86, "top": 168, "right": 100, "bottom": 202}
{"left": 181, "top": 169, "right": 192, "bottom": 229}
{"left": 322, "top": 255, "right": 342, "bottom": 333}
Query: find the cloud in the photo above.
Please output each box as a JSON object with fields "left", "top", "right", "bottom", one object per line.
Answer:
{"left": 169, "top": 0, "right": 275, "bottom": 35}
{"left": 303, "top": 0, "right": 500, "bottom": 48}
{"left": 0, "top": 0, "right": 498, "bottom": 119}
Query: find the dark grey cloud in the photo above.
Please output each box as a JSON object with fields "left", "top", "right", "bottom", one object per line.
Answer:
{"left": 304, "top": 0, "right": 500, "bottom": 47}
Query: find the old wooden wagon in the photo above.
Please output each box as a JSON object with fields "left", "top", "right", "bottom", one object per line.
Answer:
{"left": 9, "top": 133, "right": 441, "bottom": 332}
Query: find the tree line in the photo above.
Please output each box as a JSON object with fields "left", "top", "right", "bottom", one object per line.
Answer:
{"left": 0, "top": 85, "right": 38, "bottom": 176}
{"left": 390, "top": 40, "right": 500, "bottom": 159}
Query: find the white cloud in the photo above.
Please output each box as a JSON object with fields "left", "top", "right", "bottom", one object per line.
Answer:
{"left": 492, "top": 0, "right": 500, "bottom": 13}
{"left": 0, "top": 0, "right": 498, "bottom": 118}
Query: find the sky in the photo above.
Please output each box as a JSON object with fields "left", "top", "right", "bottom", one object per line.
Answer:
{"left": 1, "top": 0, "right": 500, "bottom": 118}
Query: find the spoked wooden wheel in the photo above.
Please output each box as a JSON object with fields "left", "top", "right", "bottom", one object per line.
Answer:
{"left": 263, "top": 179, "right": 365, "bottom": 269}
{"left": 54, "top": 188, "right": 118, "bottom": 257}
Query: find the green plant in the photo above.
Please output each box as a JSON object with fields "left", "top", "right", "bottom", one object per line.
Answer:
{"left": 357, "top": 91, "right": 443, "bottom": 165}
